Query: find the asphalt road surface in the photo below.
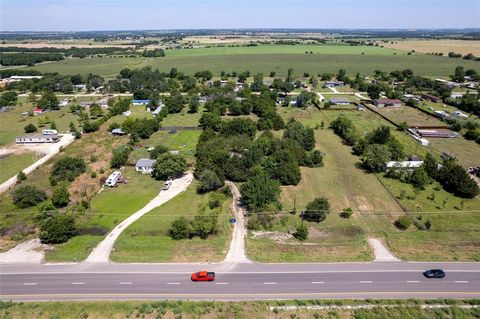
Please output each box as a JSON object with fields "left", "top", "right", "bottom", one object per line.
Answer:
{"left": 1, "top": 262, "right": 479, "bottom": 301}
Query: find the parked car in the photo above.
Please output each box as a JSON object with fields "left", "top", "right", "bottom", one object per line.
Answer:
{"left": 191, "top": 271, "right": 215, "bottom": 282}
{"left": 162, "top": 181, "right": 172, "bottom": 190}
{"left": 423, "top": 269, "right": 445, "bottom": 279}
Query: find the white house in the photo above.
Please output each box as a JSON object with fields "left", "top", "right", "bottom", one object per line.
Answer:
{"left": 135, "top": 159, "right": 156, "bottom": 174}
{"left": 16, "top": 134, "right": 59, "bottom": 144}
{"left": 434, "top": 110, "right": 449, "bottom": 119}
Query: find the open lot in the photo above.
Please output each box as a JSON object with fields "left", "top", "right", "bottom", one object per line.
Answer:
{"left": 374, "top": 106, "right": 446, "bottom": 127}
{"left": 19, "top": 50, "right": 480, "bottom": 78}
{"left": 112, "top": 181, "right": 232, "bottom": 263}
{"left": 0, "top": 151, "right": 39, "bottom": 184}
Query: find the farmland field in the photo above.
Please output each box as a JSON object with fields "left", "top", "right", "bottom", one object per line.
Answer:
{"left": 382, "top": 39, "right": 480, "bottom": 56}
{"left": 17, "top": 50, "right": 480, "bottom": 78}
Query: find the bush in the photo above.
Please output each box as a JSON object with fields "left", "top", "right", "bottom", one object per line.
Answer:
{"left": 152, "top": 153, "right": 187, "bottom": 180}
{"left": 51, "top": 156, "right": 86, "bottom": 182}
{"left": 191, "top": 212, "right": 218, "bottom": 239}
{"left": 339, "top": 207, "right": 353, "bottom": 219}
{"left": 12, "top": 185, "right": 47, "bottom": 208}
{"left": 51, "top": 184, "right": 70, "bottom": 208}
{"left": 17, "top": 171, "right": 27, "bottom": 183}
{"left": 39, "top": 214, "right": 77, "bottom": 244}
{"left": 37, "top": 200, "right": 58, "bottom": 220}
{"left": 110, "top": 145, "right": 132, "bottom": 168}
{"left": 149, "top": 145, "right": 169, "bottom": 159}
{"left": 293, "top": 224, "right": 309, "bottom": 241}
{"left": 394, "top": 216, "right": 412, "bottom": 230}
{"left": 24, "top": 123, "right": 37, "bottom": 133}
{"left": 208, "top": 192, "right": 224, "bottom": 209}
{"left": 197, "top": 169, "right": 224, "bottom": 193}
{"left": 302, "top": 197, "right": 330, "bottom": 222}
{"left": 169, "top": 217, "right": 190, "bottom": 240}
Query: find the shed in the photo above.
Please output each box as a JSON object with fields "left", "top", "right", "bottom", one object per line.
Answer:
{"left": 329, "top": 98, "right": 350, "bottom": 105}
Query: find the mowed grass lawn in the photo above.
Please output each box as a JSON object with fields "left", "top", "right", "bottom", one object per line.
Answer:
{"left": 0, "top": 151, "right": 40, "bottom": 183}
{"left": 45, "top": 168, "right": 163, "bottom": 262}
{"left": 112, "top": 181, "right": 233, "bottom": 263}
{"left": 22, "top": 51, "right": 480, "bottom": 78}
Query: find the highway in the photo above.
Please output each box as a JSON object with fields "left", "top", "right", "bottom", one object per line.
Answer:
{"left": 1, "top": 262, "right": 479, "bottom": 301}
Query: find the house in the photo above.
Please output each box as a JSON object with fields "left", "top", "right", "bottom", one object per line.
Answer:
{"left": 434, "top": 110, "right": 449, "bottom": 119}
{"left": 33, "top": 107, "right": 44, "bottom": 115}
{"left": 132, "top": 99, "right": 150, "bottom": 106}
{"left": 421, "top": 93, "right": 442, "bottom": 103}
{"left": 74, "top": 84, "right": 87, "bottom": 90}
{"left": 59, "top": 98, "right": 70, "bottom": 107}
{"left": 385, "top": 161, "right": 424, "bottom": 171}
{"left": 111, "top": 128, "right": 126, "bottom": 136}
{"left": 16, "top": 134, "right": 59, "bottom": 144}
{"left": 235, "top": 96, "right": 245, "bottom": 102}
{"left": 440, "top": 152, "right": 455, "bottom": 161}
{"left": 329, "top": 98, "right": 350, "bottom": 105}
{"left": 409, "top": 155, "right": 422, "bottom": 161}
{"left": 0, "top": 106, "right": 12, "bottom": 113}
{"left": 135, "top": 159, "right": 156, "bottom": 174}
{"left": 451, "top": 93, "right": 463, "bottom": 99}
{"left": 373, "top": 98, "right": 402, "bottom": 107}
{"left": 452, "top": 110, "right": 468, "bottom": 119}
{"left": 325, "top": 81, "right": 344, "bottom": 87}
{"left": 415, "top": 129, "right": 459, "bottom": 138}
{"left": 152, "top": 106, "right": 163, "bottom": 116}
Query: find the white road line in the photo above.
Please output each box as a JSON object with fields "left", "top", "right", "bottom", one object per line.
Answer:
{"left": 359, "top": 281, "right": 373, "bottom": 283}
{"left": 263, "top": 282, "right": 277, "bottom": 285}
{"left": 119, "top": 282, "right": 132, "bottom": 285}
{"left": 23, "top": 283, "right": 37, "bottom": 286}
{"left": 167, "top": 282, "right": 181, "bottom": 285}
{"left": 406, "top": 280, "right": 420, "bottom": 283}
{"left": 71, "top": 282, "right": 85, "bottom": 285}
{"left": 455, "top": 281, "right": 469, "bottom": 283}
{"left": 312, "top": 281, "right": 325, "bottom": 284}
{"left": 215, "top": 282, "right": 229, "bottom": 285}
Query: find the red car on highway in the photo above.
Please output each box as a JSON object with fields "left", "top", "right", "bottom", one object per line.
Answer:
{"left": 191, "top": 271, "right": 215, "bottom": 282}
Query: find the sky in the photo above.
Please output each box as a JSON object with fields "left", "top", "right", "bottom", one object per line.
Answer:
{"left": 0, "top": 0, "right": 479, "bottom": 31}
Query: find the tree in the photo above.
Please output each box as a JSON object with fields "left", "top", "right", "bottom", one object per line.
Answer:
{"left": 38, "top": 91, "right": 59, "bottom": 110}
{"left": 39, "top": 214, "right": 77, "bottom": 244}
{"left": 367, "top": 85, "right": 382, "bottom": 99}
{"left": 37, "top": 200, "right": 58, "bottom": 220}
{"left": 169, "top": 217, "right": 190, "bottom": 240}
{"left": 51, "top": 156, "right": 86, "bottom": 182}
{"left": 250, "top": 73, "right": 264, "bottom": 92}
{"left": 191, "top": 212, "right": 218, "bottom": 239}
{"left": 24, "top": 123, "right": 37, "bottom": 133}
{"left": 110, "top": 145, "right": 132, "bottom": 168}
{"left": 438, "top": 160, "right": 480, "bottom": 198}
{"left": 89, "top": 103, "right": 104, "bottom": 118}
{"left": 197, "top": 169, "right": 223, "bottom": 193}
{"left": 283, "top": 119, "right": 315, "bottom": 151}
{"left": 423, "top": 153, "right": 439, "bottom": 180}
{"left": 0, "top": 91, "right": 18, "bottom": 106}
{"left": 336, "top": 68, "right": 347, "bottom": 82}
{"left": 361, "top": 144, "right": 390, "bottom": 172}
{"left": 453, "top": 66, "right": 465, "bottom": 83}
{"left": 109, "top": 98, "right": 130, "bottom": 116}
{"left": 240, "top": 168, "right": 280, "bottom": 211}
{"left": 188, "top": 95, "right": 199, "bottom": 113}
{"left": 149, "top": 145, "right": 169, "bottom": 159}
{"left": 394, "top": 216, "right": 412, "bottom": 230}
{"left": 51, "top": 184, "right": 70, "bottom": 208}
{"left": 408, "top": 167, "right": 430, "bottom": 190}
{"left": 199, "top": 112, "right": 222, "bottom": 131}
{"left": 17, "top": 171, "right": 27, "bottom": 183}
{"left": 12, "top": 185, "right": 47, "bottom": 208}
{"left": 152, "top": 153, "right": 187, "bottom": 180}
{"left": 302, "top": 197, "right": 330, "bottom": 222}
{"left": 221, "top": 118, "right": 257, "bottom": 138}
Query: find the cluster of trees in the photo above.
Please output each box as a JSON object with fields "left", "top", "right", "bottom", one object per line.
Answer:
{"left": 0, "top": 91, "right": 18, "bottom": 107}
{"left": 50, "top": 156, "right": 86, "bottom": 184}
{"left": 121, "top": 117, "right": 159, "bottom": 139}
{"left": 5, "top": 72, "right": 104, "bottom": 93}
{"left": 0, "top": 52, "right": 64, "bottom": 66}
{"left": 151, "top": 153, "right": 187, "bottom": 180}
{"left": 110, "top": 145, "right": 132, "bottom": 169}
{"left": 141, "top": 48, "right": 165, "bottom": 57}
{"left": 445, "top": 93, "right": 480, "bottom": 117}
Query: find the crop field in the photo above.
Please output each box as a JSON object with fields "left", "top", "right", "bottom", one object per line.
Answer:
{"left": 374, "top": 106, "right": 446, "bottom": 127}
{"left": 382, "top": 39, "right": 480, "bottom": 56}
{"left": 19, "top": 50, "right": 480, "bottom": 78}
{"left": 112, "top": 181, "right": 233, "bottom": 262}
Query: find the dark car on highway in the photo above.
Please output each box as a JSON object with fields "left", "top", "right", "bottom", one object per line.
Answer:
{"left": 191, "top": 271, "right": 215, "bottom": 282}
{"left": 423, "top": 269, "right": 445, "bottom": 278}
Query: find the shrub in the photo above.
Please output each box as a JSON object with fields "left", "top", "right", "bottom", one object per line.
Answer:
{"left": 302, "top": 197, "right": 330, "bottom": 222}
{"left": 394, "top": 216, "right": 412, "bottom": 230}
{"left": 39, "top": 214, "right": 77, "bottom": 244}
{"left": 51, "top": 184, "right": 70, "bottom": 208}
{"left": 339, "top": 207, "right": 353, "bottom": 219}
{"left": 191, "top": 212, "right": 218, "bottom": 239}
{"left": 51, "top": 156, "right": 86, "bottom": 182}
{"left": 169, "top": 217, "right": 190, "bottom": 240}
{"left": 149, "top": 145, "right": 169, "bottom": 159}
{"left": 17, "top": 171, "right": 27, "bottom": 183}
{"left": 37, "top": 200, "right": 58, "bottom": 220}
{"left": 110, "top": 145, "right": 132, "bottom": 168}
{"left": 24, "top": 123, "right": 37, "bottom": 133}
{"left": 294, "top": 224, "right": 309, "bottom": 241}
{"left": 12, "top": 185, "right": 47, "bottom": 208}
{"left": 208, "top": 192, "right": 224, "bottom": 209}
{"left": 90, "top": 171, "right": 97, "bottom": 178}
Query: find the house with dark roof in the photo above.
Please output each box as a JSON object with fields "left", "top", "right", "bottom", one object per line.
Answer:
{"left": 329, "top": 98, "right": 350, "bottom": 105}
{"left": 325, "top": 81, "right": 345, "bottom": 87}
{"left": 421, "top": 93, "right": 442, "bottom": 103}
{"left": 135, "top": 159, "right": 156, "bottom": 174}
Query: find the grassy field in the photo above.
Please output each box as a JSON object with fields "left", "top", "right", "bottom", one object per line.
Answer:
{"left": 428, "top": 134, "right": 480, "bottom": 168}
{"left": 374, "top": 106, "right": 446, "bottom": 127}
{"left": 0, "top": 151, "right": 40, "bottom": 184}
{"left": 382, "top": 39, "right": 480, "bottom": 56}
{"left": 112, "top": 181, "right": 233, "bottom": 262}
{"left": 1, "top": 299, "right": 478, "bottom": 319}
{"left": 21, "top": 52, "right": 480, "bottom": 78}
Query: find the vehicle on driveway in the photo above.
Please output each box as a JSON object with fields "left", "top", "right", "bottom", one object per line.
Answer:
{"left": 162, "top": 181, "right": 172, "bottom": 190}
{"left": 423, "top": 269, "right": 445, "bottom": 278}
{"left": 191, "top": 271, "right": 215, "bottom": 282}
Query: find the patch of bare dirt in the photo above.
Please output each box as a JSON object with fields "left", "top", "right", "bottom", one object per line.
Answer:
{"left": 307, "top": 227, "right": 331, "bottom": 239}
{"left": 251, "top": 230, "right": 294, "bottom": 243}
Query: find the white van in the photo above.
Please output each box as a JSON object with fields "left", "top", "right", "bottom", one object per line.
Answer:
{"left": 105, "top": 171, "right": 122, "bottom": 187}
{"left": 42, "top": 129, "right": 58, "bottom": 135}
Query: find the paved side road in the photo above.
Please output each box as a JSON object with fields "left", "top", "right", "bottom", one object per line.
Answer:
{"left": 85, "top": 173, "right": 194, "bottom": 263}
